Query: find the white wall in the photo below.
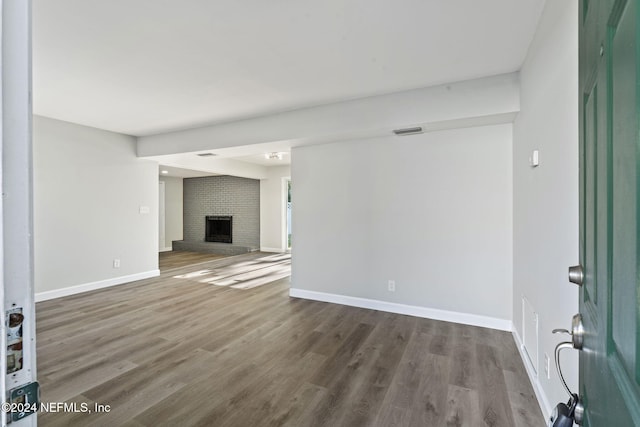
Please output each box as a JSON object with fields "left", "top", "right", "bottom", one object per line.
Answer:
{"left": 292, "top": 124, "right": 513, "bottom": 327}
{"left": 159, "top": 175, "right": 183, "bottom": 250}
{"left": 260, "top": 165, "right": 290, "bottom": 252}
{"left": 33, "top": 116, "right": 159, "bottom": 299}
{"left": 513, "top": 0, "right": 579, "bottom": 418}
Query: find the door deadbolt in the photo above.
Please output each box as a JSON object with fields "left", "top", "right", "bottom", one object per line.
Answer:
{"left": 568, "top": 265, "right": 584, "bottom": 286}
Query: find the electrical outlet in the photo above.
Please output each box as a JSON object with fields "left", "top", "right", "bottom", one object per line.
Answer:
{"left": 388, "top": 280, "right": 396, "bottom": 292}
{"left": 544, "top": 353, "right": 550, "bottom": 379}
{"left": 113, "top": 259, "right": 121, "bottom": 268}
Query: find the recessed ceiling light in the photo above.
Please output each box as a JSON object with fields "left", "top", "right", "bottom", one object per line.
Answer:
{"left": 161, "top": 170, "right": 169, "bottom": 174}
{"left": 265, "top": 152, "right": 284, "bottom": 160}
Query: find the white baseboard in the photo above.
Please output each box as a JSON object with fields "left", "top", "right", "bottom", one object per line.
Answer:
{"left": 260, "top": 247, "right": 285, "bottom": 253}
{"left": 35, "top": 270, "right": 160, "bottom": 302}
{"left": 159, "top": 246, "right": 173, "bottom": 253}
{"left": 288, "top": 288, "right": 512, "bottom": 331}
{"left": 512, "top": 328, "right": 551, "bottom": 422}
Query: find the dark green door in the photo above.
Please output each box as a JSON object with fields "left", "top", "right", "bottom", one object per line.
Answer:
{"left": 579, "top": 0, "right": 640, "bottom": 425}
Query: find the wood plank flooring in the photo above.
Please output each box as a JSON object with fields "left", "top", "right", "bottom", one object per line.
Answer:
{"left": 36, "top": 252, "right": 544, "bottom": 426}
{"left": 158, "top": 250, "right": 229, "bottom": 272}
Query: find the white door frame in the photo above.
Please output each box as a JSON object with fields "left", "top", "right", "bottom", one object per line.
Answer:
{"left": 282, "top": 177, "right": 291, "bottom": 253}
{"left": 159, "top": 180, "right": 166, "bottom": 252}
{"left": 3, "top": 1, "right": 38, "bottom": 426}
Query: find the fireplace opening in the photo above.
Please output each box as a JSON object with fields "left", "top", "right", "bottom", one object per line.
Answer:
{"left": 205, "top": 216, "right": 232, "bottom": 243}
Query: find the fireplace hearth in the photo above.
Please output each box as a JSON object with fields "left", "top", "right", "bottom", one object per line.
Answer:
{"left": 205, "top": 216, "right": 232, "bottom": 243}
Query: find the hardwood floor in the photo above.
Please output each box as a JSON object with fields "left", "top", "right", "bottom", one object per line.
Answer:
{"left": 158, "top": 250, "right": 229, "bottom": 272}
{"left": 36, "top": 253, "right": 544, "bottom": 426}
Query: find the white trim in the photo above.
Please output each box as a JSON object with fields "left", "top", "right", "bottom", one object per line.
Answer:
{"left": 289, "top": 288, "right": 512, "bottom": 331}
{"left": 159, "top": 246, "right": 173, "bottom": 253}
{"left": 282, "top": 176, "right": 291, "bottom": 251}
{"left": 35, "top": 270, "right": 160, "bottom": 302}
{"left": 159, "top": 180, "right": 166, "bottom": 252}
{"left": 260, "top": 247, "right": 285, "bottom": 253}
{"left": 512, "top": 327, "right": 551, "bottom": 422}
{"left": 0, "top": 5, "right": 7, "bottom": 424}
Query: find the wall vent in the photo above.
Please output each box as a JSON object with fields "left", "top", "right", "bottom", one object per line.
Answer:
{"left": 393, "top": 126, "right": 424, "bottom": 136}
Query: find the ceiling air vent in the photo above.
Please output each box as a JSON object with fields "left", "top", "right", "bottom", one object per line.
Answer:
{"left": 197, "top": 153, "right": 216, "bottom": 157}
{"left": 393, "top": 126, "right": 423, "bottom": 136}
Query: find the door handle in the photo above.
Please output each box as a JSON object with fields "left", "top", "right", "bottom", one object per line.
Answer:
{"left": 568, "top": 265, "right": 584, "bottom": 286}
{"left": 552, "top": 313, "right": 584, "bottom": 350}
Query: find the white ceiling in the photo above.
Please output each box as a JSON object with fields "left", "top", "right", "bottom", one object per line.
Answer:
{"left": 33, "top": 0, "right": 546, "bottom": 140}
{"left": 158, "top": 165, "right": 219, "bottom": 178}
{"left": 155, "top": 148, "right": 291, "bottom": 179}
